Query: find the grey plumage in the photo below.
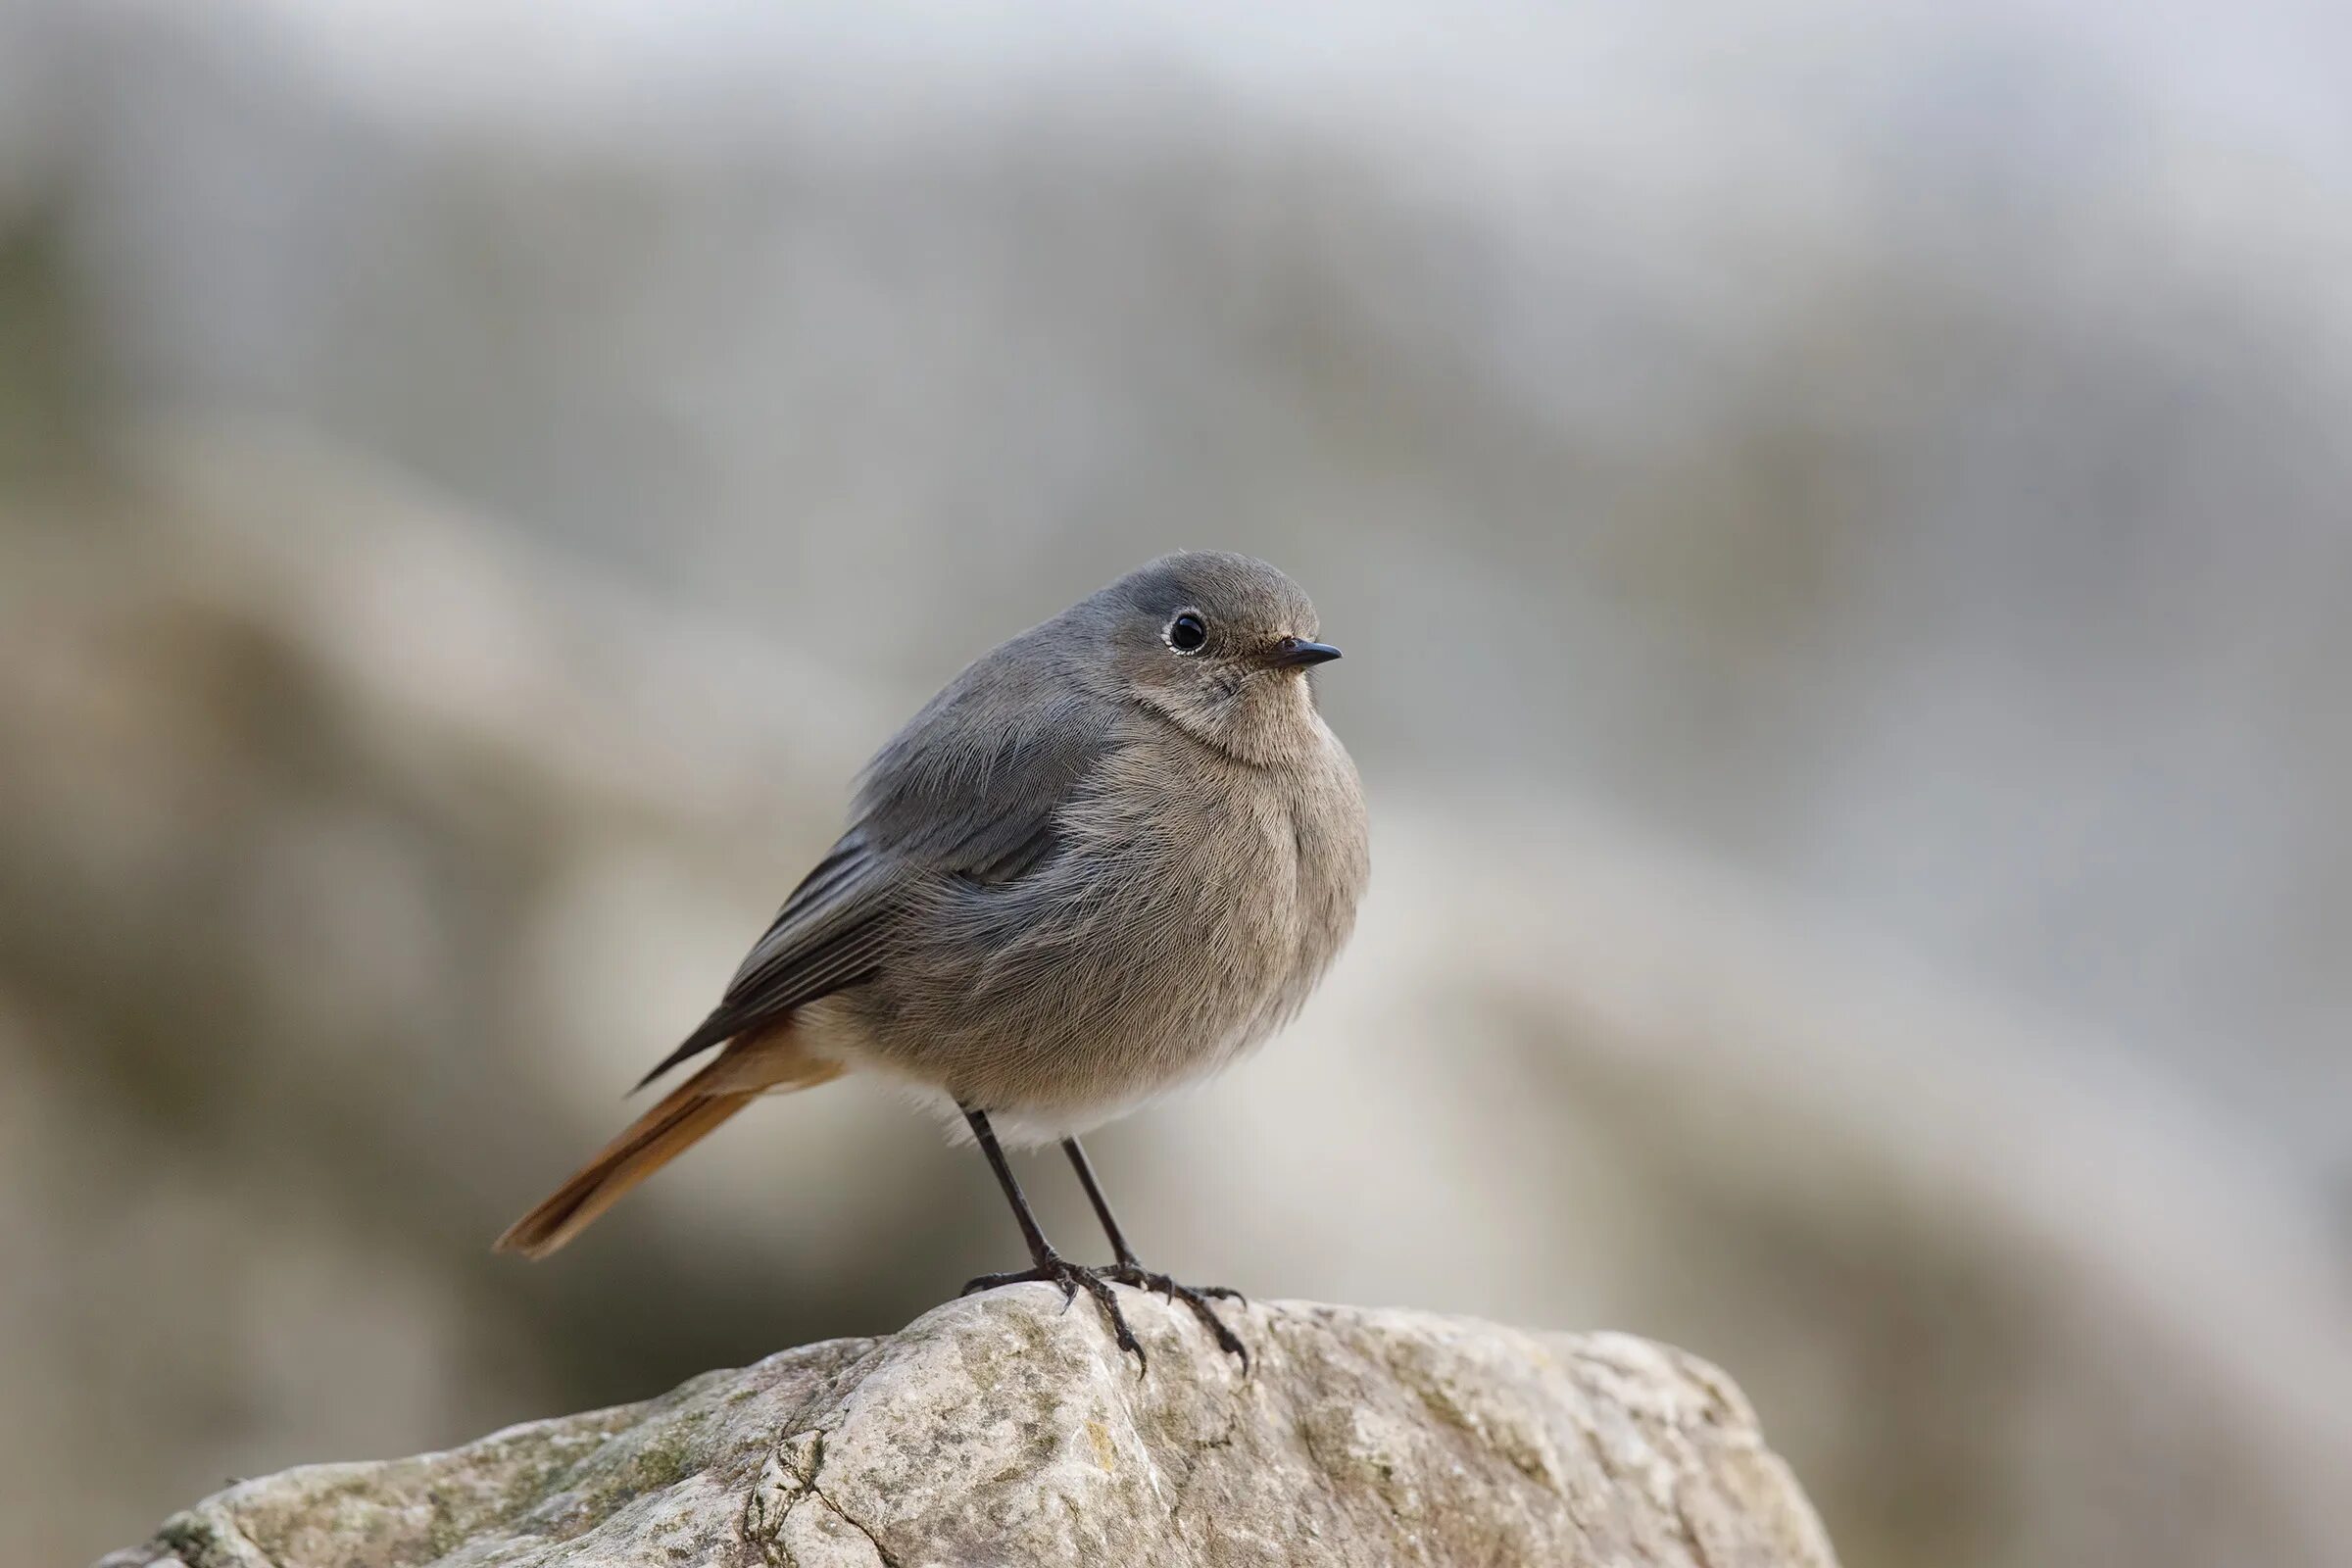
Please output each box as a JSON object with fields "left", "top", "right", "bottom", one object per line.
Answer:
{"left": 502, "top": 551, "right": 1368, "bottom": 1269}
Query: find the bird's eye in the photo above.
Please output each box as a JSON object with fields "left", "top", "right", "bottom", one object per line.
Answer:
{"left": 1164, "top": 611, "right": 1208, "bottom": 654}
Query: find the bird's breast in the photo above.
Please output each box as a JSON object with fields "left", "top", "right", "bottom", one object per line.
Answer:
{"left": 840, "top": 731, "right": 1366, "bottom": 1124}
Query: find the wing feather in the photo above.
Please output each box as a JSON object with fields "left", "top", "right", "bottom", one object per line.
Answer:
{"left": 634, "top": 616, "right": 1118, "bottom": 1089}
{"left": 631, "top": 834, "right": 902, "bottom": 1089}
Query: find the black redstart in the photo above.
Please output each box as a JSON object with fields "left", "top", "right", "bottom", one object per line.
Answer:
{"left": 499, "top": 552, "right": 1369, "bottom": 1364}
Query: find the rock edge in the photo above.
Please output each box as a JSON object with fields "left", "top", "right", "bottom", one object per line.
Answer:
{"left": 97, "top": 1292, "right": 1838, "bottom": 1568}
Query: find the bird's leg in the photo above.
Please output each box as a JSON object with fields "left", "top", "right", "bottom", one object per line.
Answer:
{"left": 1062, "top": 1137, "right": 1249, "bottom": 1367}
{"left": 957, "top": 1107, "right": 1144, "bottom": 1370}
{"left": 1061, "top": 1135, "right": 1143, "bottom": 1269}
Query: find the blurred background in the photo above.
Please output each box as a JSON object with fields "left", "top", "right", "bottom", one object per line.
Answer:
{"left": 4, "top": 2, "right": 2349, "bottom": 1564}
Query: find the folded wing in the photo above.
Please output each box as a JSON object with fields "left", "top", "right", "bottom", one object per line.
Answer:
{"left": 636, "top": 632, "right": 1117, "bottom": 1091}
{"left": 631, "top": 834, "right": 904, "bottom": 1089}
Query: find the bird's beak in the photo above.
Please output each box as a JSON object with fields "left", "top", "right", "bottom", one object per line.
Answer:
{"left": 1266, "top": 637, "right": 1343, "bottom": 669}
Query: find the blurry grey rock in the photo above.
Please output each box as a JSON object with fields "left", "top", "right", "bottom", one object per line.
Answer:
{"left": 94, "top": 1293, "right": 1835, "bottom": 1568}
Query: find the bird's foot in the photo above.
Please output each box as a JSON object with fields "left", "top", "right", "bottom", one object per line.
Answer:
{"left": 962, "top": 1255, "right": 1146, "bottom": 1371}
{"left": 1104, "top": 1262, "right": 1250, "bottom": 1368}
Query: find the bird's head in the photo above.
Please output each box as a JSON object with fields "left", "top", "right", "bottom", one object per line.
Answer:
{"left": 1083, "top": 551, "right": 1340, "bottom": 765}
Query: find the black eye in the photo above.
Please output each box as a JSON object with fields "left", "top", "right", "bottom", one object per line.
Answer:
{"left": 1165, "top": 611, "right": 1208, "bottom": 653}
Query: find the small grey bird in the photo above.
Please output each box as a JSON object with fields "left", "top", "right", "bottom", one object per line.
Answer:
{"left": 499, "top": 552, "right": 1368, "bottom": 1364}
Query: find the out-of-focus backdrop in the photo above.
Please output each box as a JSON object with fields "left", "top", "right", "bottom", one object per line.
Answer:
{"left": 5, "top": 3, "right": 2349, "bottom": 1564}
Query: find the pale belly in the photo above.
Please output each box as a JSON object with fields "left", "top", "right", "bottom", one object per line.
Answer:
{"left": 808, "top": 923, "right": 1306, "bottom": 1146}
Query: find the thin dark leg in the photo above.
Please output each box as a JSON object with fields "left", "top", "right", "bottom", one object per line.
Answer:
{"left": 967, "top": 1108, "right": 1054, "bottom": 1267}
{"left": 1061, "top": 1135, "right": 1140, "bottom": 1266}
{"left": 1060, "top": 1137, "right": 1249, "bottom": 1367}
{"left": 958, "top": 1108, "right": 1144, "bottom": 1369}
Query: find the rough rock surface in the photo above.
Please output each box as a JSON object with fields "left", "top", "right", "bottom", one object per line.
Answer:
{"left": 96, "top": 1292, "right": 1836, "bottom": 1568}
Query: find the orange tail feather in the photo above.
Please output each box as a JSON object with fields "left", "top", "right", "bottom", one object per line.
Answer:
{"left": 495, "top": 1027, "right": 841, "bottom": 1259}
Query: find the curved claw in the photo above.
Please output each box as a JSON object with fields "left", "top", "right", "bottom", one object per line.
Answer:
{"left": 961, "top": 1257, "right": 1147, "bottom": 1372}
{"left": 1104, "top": 1265, "right": 1250, "bottom": 1370}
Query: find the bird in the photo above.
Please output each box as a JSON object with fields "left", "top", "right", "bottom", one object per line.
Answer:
{"left": 497, "top": 551, "right": 1369, "bottom": 1366}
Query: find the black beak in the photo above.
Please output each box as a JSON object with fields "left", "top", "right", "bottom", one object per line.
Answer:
{"left": 1267, "top": 637, "right": 1343, "bottom": 669}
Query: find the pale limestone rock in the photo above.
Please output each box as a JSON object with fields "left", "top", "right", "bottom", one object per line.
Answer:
{"left": 96, "top": 1292, "right": 1836, "bottom": 1568}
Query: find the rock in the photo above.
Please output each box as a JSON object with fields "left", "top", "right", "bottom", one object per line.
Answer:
{"left": 95, "top": 1292, "right": 1836, "bottom": 1568}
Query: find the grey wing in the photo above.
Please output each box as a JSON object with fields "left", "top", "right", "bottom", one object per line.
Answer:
{"left": 630, "top": 833, "right": 905, "bottom": 1088}
{"left": 635, "top": 629, "right": 1115, "bottom": 1089}
{"left": 854, "top": 617, "right": 1115, "bottom": 879}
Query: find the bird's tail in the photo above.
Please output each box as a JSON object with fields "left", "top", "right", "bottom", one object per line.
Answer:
{"left": 495, "top": 1025, "right": 842, "bottom": 1259}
